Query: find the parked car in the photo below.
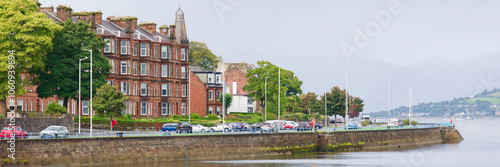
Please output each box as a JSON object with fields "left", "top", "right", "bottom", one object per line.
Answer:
{"left": 374, "top": 117, "right": 382, "bottom": 124}
{"left": 282, "top": 123, "right": 294, "bottom": 130}
{"left": 251, "top": 122, "right": 265, "bottom": 131}
{"left": 285, "top": 121, "right": 298, "bottom": 129}
{"left": 388, "top": 118, "right": 399, "bottom": 126}
{"left": 309, "top": 121, "right": 323, "bottom": 129}
{"left": 346, "top": 121, "right": 362, "bottom": 129}
{"left": 266, "top": 120, "right": 286, "bottom": 130}
{"left": 161, "top": 123, "right": 177, "bottom": 132}
{"left": 297, "top": 122, "right": 312, "bottom": 131}
{"left": 228, "top": 122, "right": 245, "bottom": 131}
{"left": 0, "top": 126, "right": 28, "bottom": 139}
{"left": 176, "top": 122, "right": 192, "bottom": 133}
{"left": 257, "top": 122, "right": 278, "bottom": 133}
{"left": 40, "top": 126, "right": 69, "bottom": 138}
{"left": 241, "top": 123, "right": 253, "bottom": 131}
{"left": 211, "top": 124, "right": 231, "bottom": 132}
{"left": 192, "top": 124, "right": 210, "bottom": 133}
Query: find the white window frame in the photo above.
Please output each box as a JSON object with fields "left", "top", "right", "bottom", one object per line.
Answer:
{"left": 209, "top": 106, "right": 213, "bottom": 114}
{"left": 161, "top": 46, "right": 167, "bottom": 59}
{"left": 181, "top": 103, "right": 186, "bottom": 115}
{"left": 82, "top": 101, "right": 89, "bottom": 115}
{"left": 181, "top": 48, "right": 186, "bottom": 61}
{"left": 162, "top": 65, "right": 168, "bottom": 77}
{"left": 140, "top": 43, "right": 146, "bottom": 56}
{"left": 217, "top": 106, "right": 221, "bottom": 115}
{"left": 162, "top": 102, "right": 168, "bottom": 115}
{"left": 140, "top": 83, "right": 147, "bottom": 96}
{"left": 141, "top": 102, "right": 147, "bottom": 115}
{"left": 209, "top": 90, "right": 213, "bottom": 100}
{"left": 121, "top": 81, "right": 127, "bottom": 95}
{"left": 133, "top": 62, "right": 137, "bottom": 75}
{"left": 121, "top": 61, "right": 127, "bottom": 75}
{"left": 104, "top": 38, "right": 111, "bottom": 53}
{"left": 181, "top": 85, "right": 187, "bottom": 97}
{"left": 121, "top": 40, "right": 128, "bottom": 54}
{"left": 217, "top": 90, "right": 221, "bottom": 101}
{"left": 133, "top": 42, "right": 137, "bottom": 56}
{"left": 17, "top": 99, "right": 23, "bottom": 110}
{"left": 208, "top": 74, "right": 213, "bottom": 83}
{"left": 216, "top": 74, "right": 221, "bottom": 84}
{"left": 122, "top": 101, "right": 127, "bottom": 115}
{"left": 162, "top": 84, "right": 167, "bottom": 96}
{"left": 181, "top": 66, "right": 186, "bottom": 79}
{"left": 140, "top": 63, "right": 147, "bottom": 76}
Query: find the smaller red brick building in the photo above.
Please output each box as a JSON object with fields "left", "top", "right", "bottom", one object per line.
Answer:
{"left": 189, "top": 65, "right": 223, "bottom": 117}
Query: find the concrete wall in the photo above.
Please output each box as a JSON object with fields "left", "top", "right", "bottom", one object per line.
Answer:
{"left": 0, "top": 114, "right": 74, "bottom": 133}
{"left": 317, "top": 127, "right": 444, "bottom": 151}
{"left": 0, "top": 127, "right": 458, "bottom": 166}
{"left": 0, "top": 133, "right": 315, "bottom": 166}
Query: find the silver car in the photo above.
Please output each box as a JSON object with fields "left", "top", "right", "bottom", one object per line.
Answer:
{"left": 40, "top": 126, "right": 70, "bottom": 138}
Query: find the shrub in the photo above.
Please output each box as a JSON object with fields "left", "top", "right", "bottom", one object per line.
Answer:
{"left": 361, "top": 120, "right": 370, "bottom": 126}
{"left": 122, "top": 114, "right": 134, "bottom": 119}
{"left": 171, "top": 115, "right": 181, "bottom": 119}
{"left": 267, "top": 113, "right": 277, "bottom": 120}
{"left": 190, "top": 113, "right": 201, "bottom": 119}
{"left": 225, "top": 115, "right": 238, "bottom": 121}
{"left": 45, "top": 102, "right": 67, "bottom": 115}
{"left": 207, "top": 114, "right": 218, "bottom": 120}
{"left": 0, "top": 114, "right": 3, "bottom": 118}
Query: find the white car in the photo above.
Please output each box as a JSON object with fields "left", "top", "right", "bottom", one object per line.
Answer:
{"left": 192, "top": 124, "right": 210, "bottom": 133}
{"left": 210, "top": 124, "right": 230, "bottom": 132}
{"left": 388, "top": 118, "right": 399, "bottom": 126}
{"left": 40, "top": 126, "right": 69, "bottom": 138}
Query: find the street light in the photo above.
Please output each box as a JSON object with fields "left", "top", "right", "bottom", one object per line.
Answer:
{"left": 278, "top": 65, "right": 280, "bottom": 120}
{"left": 222, "top": 60, "right": 225, "bottom": 125}
{"left": 387, "top": 77, "right": 390, "bottom": 119}
{"left": 265, "top": 76, "right": 271, "bottom": 121}
{"left": 344, "top": 71, "right": 348, "bottom": 126}
{"left": 324, "top": 82, "right": 327, "bottom": 128}
{"left": 83, "top": 49, "right": 93, "bottom": 137}
{"left": 78, "top": 57, "right": 88, "bottom": 134}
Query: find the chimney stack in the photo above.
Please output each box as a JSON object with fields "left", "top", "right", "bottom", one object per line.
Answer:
{"left": 159, "top": 25, "right": 170, "bottom": 37}
{"left": 169, "top": 24, "right": 176, "bottom": 43}
{"left": 40, "top": 6, "right": 54, "bottom": 13}
{"left": 139, "top": 22, "right": 157, "bottom": 35}
{"left": 56, "top": 5, "right": 73, "bottom": 22}
{"left": 107, "top": 16, "right": 138, "bottom": 36}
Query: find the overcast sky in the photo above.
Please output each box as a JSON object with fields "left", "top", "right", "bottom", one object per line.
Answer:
{"left": 39, "top": 0, "right": 500, "bottom": 113}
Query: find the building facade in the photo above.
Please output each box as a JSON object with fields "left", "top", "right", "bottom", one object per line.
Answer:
{"left": 216, "top": 62, "right": 260, "bottom": 113}
{"left": 2, "top": 4, "right": 190, "bottom": 118}
{"left": 189, "top": 65, "right": 223, "bottom": 117}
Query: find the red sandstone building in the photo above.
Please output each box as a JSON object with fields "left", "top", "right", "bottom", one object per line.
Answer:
{"left": 2, "top": 4, "right": 190, "bottom": 118}
{"left": 189, "top": 65, "right": 223, "bottom": 117}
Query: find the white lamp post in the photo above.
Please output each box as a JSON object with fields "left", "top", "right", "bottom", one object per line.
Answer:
{"left": 83, "top": 49, "right": 93, "bottom": 137}
{"left": 188, "top": 68, "right": 191, "bottom": 123}
{"left": 265, "top": 76, "right": 270, "bottom": 121}
{"left": 78, "top": 57, "right": 88, "bottom": 134}
{"left": 222, "top": 60, "right": 225, "bottom": 125}
{"left": 324, "top": 82, "right": 327, "bottom": 127}
{"left": 344, "top": 71, "right": 348, "bottom": 125}
{"left": 387, "top": 77, "right": 390, "bottom": 119}
{"left": 278, "top": 65, "right": 280, "bottom": 120}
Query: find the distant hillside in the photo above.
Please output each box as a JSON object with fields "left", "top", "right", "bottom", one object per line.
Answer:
{"left": 369, "top": 89, "right": 500, "bottom": 118}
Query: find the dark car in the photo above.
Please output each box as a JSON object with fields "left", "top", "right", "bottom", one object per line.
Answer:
{"left": 176, "top": 122, "right": 192, "bottom": 133}
{"left": 228, "top": 122, "right": 246, "bottom": 131}
{"left": 251, "top": 122, "right": 265, "bottom": 131}
{"left": 297, "top": 122, "right": 312, "bottom": 131}
{"left": 162, "top": 123, "right": 177, "bottom": 132}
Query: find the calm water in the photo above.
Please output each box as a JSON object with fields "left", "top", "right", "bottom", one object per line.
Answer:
{"left": 104, "top": 117, "right": 499, "bottom": 167}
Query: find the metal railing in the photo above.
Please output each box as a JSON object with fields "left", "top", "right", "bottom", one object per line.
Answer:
{"left": 0, "top": 123, "right": 453, "bottom": 140}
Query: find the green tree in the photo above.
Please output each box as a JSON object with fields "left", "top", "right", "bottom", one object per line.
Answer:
{"left": 299, "top": 92, "right": 321, "bottom": 114}
{"left": 320, "top": 86, "right": 363, "bottom": 124}
{"left": 0, "top": 0, "right": 61, "bottom": 116}
{"left": 45, "top": 102, "right": 67, "bottom": 115}
{"left": 219, "top": 93, "right": 233, "bottom": 115}
{"left": 243, "top": 61, "right": 303, "bottom": 116}
{"left": 92, "top": 84, "right": 129, "bottom": 131}
{"left": 35, "top": 20, "right": 111, "bottom": 108}
{"left": 188, "top": 41, "right": 221, "bottom": 71}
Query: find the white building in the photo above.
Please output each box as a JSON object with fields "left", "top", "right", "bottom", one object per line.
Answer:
{"left": 225, "top": 81, "right": 255, "bottom": 113}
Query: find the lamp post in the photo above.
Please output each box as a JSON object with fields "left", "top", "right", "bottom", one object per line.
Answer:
{"left": 387, "top": 77, "right": 390, "bottom": 119}
{"left": 222, "top": 60, "right": 225, "bottom": 125}
{"left": 188, "top": 68, "right": 191, "bottom": 123}
{"left": 83, "top": 49, "right": 93, "bottom": 137}
{"left": 278, "top": 65, "right": 280, "bottom": 120}
{"left": 325, "top": 82, "right": 327, "bottom": 127}
{"left": 265, "top": 76, "right": 270, "bottom": 121}
{"left": 344, "top": 71, "right": 348, "bottom": 125}
{"left": 78, "top": 57, "right": 88, "bottom": 134}
{"left": 409, "top": 83, "right": 412, "bottom": 125}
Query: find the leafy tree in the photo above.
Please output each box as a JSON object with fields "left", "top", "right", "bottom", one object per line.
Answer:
{"left": 0, "top": 0, "right": 61, "bottom": 116}
{"left": 348, "top": 104, "right": 360, "bottom": 118}
{"left": 299, "top": 92, "right": 321, "bottom": 114}
{"left": 219, "top": 93, "right": 233, "bottom": 115}
{"left": 35, "top": 20, "right": 111, "bottom": 108}
{"left": 92, "top": 84, "right": 129, "bottom": 131}
{"left": 243, "top": 61, "right": 303, "bottom": 116}
{"left": 45, "top": 102, "right": 67, "bottom": 115}
{"left": 188, "top": 41, "right": 221, "bottom": 71}
{"left": 320, "top": 86, "right": 364, "bottom": 123}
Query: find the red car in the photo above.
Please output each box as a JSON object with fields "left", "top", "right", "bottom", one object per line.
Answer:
{"left": 0, "top": 126, "right": 28, "bottom": 139}
{"left": 283, "top": 124, "right": 294, "bottom": 130}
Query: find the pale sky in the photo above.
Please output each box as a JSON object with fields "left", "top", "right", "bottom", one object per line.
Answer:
{"left": 39, "top": 0, "right": 500, "bottom": 113}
